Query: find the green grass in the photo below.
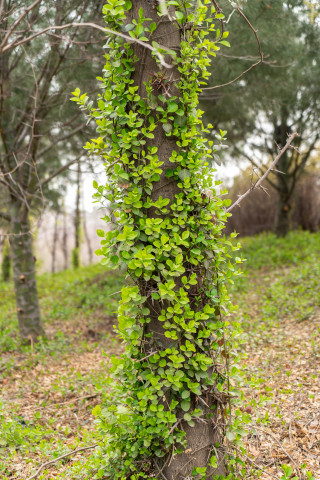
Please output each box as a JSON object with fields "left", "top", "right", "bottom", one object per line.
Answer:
{"left": 237, "top": 230, "right": 320, "bottom": 270}
{"left": 231, "top": 231, "right": 320, "bottom": 347}
{"left": 0, "top": 230, "right": 319, "bottom": 479}
{"left": 0, "top": 263, "right": 124, "bottom": 479}
{"left": 0, "top": 263, "right": 123, "bottom": 354}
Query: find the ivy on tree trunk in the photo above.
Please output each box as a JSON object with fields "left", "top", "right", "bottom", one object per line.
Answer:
{"left": 73, "top": 1, "right": 243, "bottom": 478}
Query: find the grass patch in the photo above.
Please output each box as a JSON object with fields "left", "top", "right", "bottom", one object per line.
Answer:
{"left": 0, "top": 263, "right": 123, "bottom": 354}
{"left": 0, "top": 230, "right": 319, "bottom": 479}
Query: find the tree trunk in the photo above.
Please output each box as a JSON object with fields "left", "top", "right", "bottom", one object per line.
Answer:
{"left": 72, "top": 160, "right": 81, "bottom": 268}
{"left": 273, "top": 113, "right": 293, "bottom": 237}
{"left": 51, "top": 212, "right": 59, "bottom": 273}
{"left": 130, "top": 3, "right": 225, "bottom": 478}
{"left": 82, "top": 208, "right": 93, "bottom": 264}
{"left": 62, "top": 206, "right": 68, "bottom": 270}
{"left": 1, "top": 237, "right": 11, "bottom": 282}
{"left": 274, "top": 190, "right": 291, "bottom": 237}
{"left": 9, "top": 201, "right": 44, "bottom": 342}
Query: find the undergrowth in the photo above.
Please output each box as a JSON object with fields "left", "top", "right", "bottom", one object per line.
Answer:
{"left": 0, "top": 230, "right": 319, "bottom": 479}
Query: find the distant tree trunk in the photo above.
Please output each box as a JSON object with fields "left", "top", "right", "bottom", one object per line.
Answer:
{"left": 72, "top": 161, "right": 81, "bottom": 268}
{"left": 274, "top": 189, "right": 291, "bottom": 237}
{"left": 51, "top": 212, "right": 59, "bottom": 273}
{"left": 273, "top": 113, "right": 293, "bottom": 237}
{"left": 129, "top": 2, "right": 226, "bottom": 478}
{"left": 1, "top": 237, "right": 11, "bottom": 282}
{"left": 9, "top": 200, "right": 44, "bottom": 342}
{"left": 62, "top": 206, "right": 68, "bottom": 270}
{"left": 82, "top": 208, "right": 93, "bottom": 264}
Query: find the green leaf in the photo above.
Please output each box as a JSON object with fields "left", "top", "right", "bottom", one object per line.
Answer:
{"left": 181, "top": 399, "right": 190, "bottom": 411}
{"left": 167, "top": 102, "right": 178, "bottom": 113}
{"left": 175, "top": 11, "right": 185, "bottom": 21}
{"left": 181, "top": 390, "right": 190, "bottom": 399}
{"left": 178, "top": 169, "right": 190, "bottom": 181}
{"left": 226, "top": 431, "right": 236, "bottom": 441}
{"left": 124, "top": 23, "right": 135, "bottom": 32}
{"left": 163, "top": 123, "right": 172, "bottom": 133}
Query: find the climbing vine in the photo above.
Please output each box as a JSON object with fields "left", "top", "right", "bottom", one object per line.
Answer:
{"left": 72, "top": 0, "right": 246, "bottom": 478}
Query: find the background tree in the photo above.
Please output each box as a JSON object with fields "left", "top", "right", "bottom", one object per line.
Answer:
{"left": 0, "top": 0, "right": 105, "bottom": 341}
{"left": 1, "top": 237, "right": 11, "bottom": 282}
{"left": 72, "top": 160, "right": 82, "bottom": 269}
{"left": 225, "top": 167, "right": 320, "bottom": 236}
{"left": 202, "top": 0, "right": 320, "bottom": 236}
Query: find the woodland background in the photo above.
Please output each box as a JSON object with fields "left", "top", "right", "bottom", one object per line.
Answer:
{"left": 0, "top": 1, "right": 319, "bottom": 479}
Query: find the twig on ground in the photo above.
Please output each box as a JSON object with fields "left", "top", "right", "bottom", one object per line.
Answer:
{"left": 21, "top": 393, "right": 100, "bottom": 413}
{"left": 154, "top": 459, "right": 170, "bottom": 480}
{"left": 26, "top": 444, "right": 98, "bottom": 480}
{"left": 253, "top": 426, "right": 301, "bottom": 479}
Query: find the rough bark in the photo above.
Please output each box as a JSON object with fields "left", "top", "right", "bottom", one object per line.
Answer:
{"left": 9, "top": 201, "right": 44, "bottom": 342}
{"left": 130, "top": 2, "right": 225, "bottom": 478}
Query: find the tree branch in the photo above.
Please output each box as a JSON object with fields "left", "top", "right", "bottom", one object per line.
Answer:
{"left": 0, "top": 0, "right": 42, "bottom": 50}
{"left": 0, "top": 211, "right": 10, "bottom": 222}
{"left": 1, "top": 22, "right": 173, "bottom": 69}
{"left": 26, "top": 444, "right": 98, "bottom": 480}
{"left": 39, "top": 156, "right": 83, "bottom": 189}
{"left": 37, "top": 124, "right": 84, "bottom": 158}
{"left": 227, "top": 132, "right": 299, "bottom": 213}
{"left": 293, "top": 135, "right": 319, "bottom": 180}
{"left": 203, "top": 5, "right": 263, "bottom": 90}
{"left": 233, "top": 145, "right": 279, "bottom": 191}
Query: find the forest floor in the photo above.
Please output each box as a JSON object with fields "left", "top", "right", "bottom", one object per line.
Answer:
{"left": 0, "top": 231, "right": 319, "bottom": 480}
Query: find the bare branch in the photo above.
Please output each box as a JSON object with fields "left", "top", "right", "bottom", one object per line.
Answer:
{"left": 0, "top": 0, "right": 42, "bottom": 50}
{"left": 40, "top": 156, "right": 83, "bottom": 188}
{"left": 37, "top": 124, "right": 84, "bottom": 158}
{"left": 203, "top": 5, "right": 263, "bottom": 90}
{"left": 26, "top": 444, "right": 98, "bottom": 480}
{"left": 0, "top": 211, "right": 10, "bottom": 222}
{"left": 233, "top": 145, "right": 279, "bottom": 191}
{"left": 227, "top": 132, "right": 299, "bottom": 213}
{"left": 1, "top": 22, "right": 174, "bottom": 69}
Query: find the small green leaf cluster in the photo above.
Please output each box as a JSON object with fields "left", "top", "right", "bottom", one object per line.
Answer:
{"left": 72, "top": 1, "right": 245, "bottom": 478}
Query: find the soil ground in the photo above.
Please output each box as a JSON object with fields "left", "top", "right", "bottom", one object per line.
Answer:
{"left": 0, "top": 231, "right": 319, "bottom": 479}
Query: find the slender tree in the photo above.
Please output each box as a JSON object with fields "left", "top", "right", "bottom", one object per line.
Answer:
{"left": 72, "top": 160, "right": 81, "bottom": 269}
{"left": 1, "top": 237, "right": 11, "bottom": 282}
{"left": 50, "top": 211, "right": 59, "bottom": 274}
{"left": 61, "top": 205, "right": 69, "bottom": 270}
{"left": 0, "top": 0, "right": 105, "bottom": 341}
{"left": 82, "top": 207, "right": 94, "bottom": 265}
